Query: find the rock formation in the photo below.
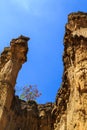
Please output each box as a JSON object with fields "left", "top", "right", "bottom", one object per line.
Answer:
{"left": 54, "top": 12, "right": 87, "bottom": 130}
{"left": 0, "top": 35, "right": 53, "bottom": 130}
{"left": 0, "top": 35, "right": 29, "bottom": 130}
{"left": 0, "top": 12, "right": 87, "bottom": 130}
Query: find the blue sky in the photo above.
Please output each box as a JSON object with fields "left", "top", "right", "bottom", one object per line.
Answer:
{"left": 0, "top": 0, "right": 87, "bottom": 103}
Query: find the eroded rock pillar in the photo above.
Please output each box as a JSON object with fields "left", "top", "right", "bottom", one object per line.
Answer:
{"left": 0, "top": 35, "right": 29, "bottom": 130}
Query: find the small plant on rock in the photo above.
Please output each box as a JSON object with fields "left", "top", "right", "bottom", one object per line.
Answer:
{"left": 20, "top": 85, "right": 42, "bottom": 101}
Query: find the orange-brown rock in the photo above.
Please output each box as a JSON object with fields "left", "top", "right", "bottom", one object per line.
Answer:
{"left": 1, "top": 12, "right": 87, "bottom": 130}
{"left": 0, "top": 35, "right": 53, "bottom": 130}
{"left": 54, "top": 12, "right": 87, "bottom": 130}
{"left": 0, "top": 35, "right": 29, "bottom": 130}
{"left": 6, "top": 97, "right": 53, "bottom": 130}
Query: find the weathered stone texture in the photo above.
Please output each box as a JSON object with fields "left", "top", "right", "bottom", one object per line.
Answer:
{"left": 54, "top": 12, "right": 87, "bottom": 130}
{"left": 0, "top": 35, "right": 29, "bottom": 130}
{"left": 1, "top": 12, "right": 87, "bottom": 130}
{"left": 0, "top": 35, "right": 53, "bottom": 130}
{"left": 3, "top": 96, "right": 53, "bottom": 130}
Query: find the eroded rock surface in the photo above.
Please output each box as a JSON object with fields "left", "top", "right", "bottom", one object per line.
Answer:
{"left": 1, "top": 12, "right": 87, "bottom": 130}
{"left": 0, "top": 35, "right": 53, "bottom": 130}
{"left": 0, "top": 35, "right": 29, "bottom": 130}
{"left": 54, "top": 12, "right": 87, "bottom": 130}
{"left": 6, "top": 96, "right": 53, "bottom": 130}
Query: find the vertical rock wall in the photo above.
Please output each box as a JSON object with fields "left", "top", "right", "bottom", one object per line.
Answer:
{"left": 54, "top": 12, "right": 87, "bottom": 130}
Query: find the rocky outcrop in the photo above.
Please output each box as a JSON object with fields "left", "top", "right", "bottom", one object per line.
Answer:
{"left": 54, "top": 12, "right": 87, "bottom": 130}
{"left": 0, "top": 35, "right": 29, "bottom": 130}
{"left": 6, "top": 96, "right": 53, "bottom": 130}
{"left": 0, "top": 35, "right": 53, "bottom": 130}
{"left": 1, "top": 12, "right": 87, "bottom": 130}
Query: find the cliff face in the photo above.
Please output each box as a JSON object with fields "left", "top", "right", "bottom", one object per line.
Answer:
{"left": 54, "top": 12, "right": 87, "bottom": 130}
{"left": 6, "top": 97, "right": 53, "bottom": 130}
{"left": 0, "top": 12, "right": 87, "bottom": 130}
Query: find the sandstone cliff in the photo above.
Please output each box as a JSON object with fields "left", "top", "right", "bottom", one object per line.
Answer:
{"left": 54, "top": 12, "right": 87, "bottom": 130}
{"left": 0, "top": 12, "right": 87, "bottom": 130}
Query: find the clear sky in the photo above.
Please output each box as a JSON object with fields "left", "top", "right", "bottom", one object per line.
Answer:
{"left": 0, "top": 0, "right": 87, "bottom": 104}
